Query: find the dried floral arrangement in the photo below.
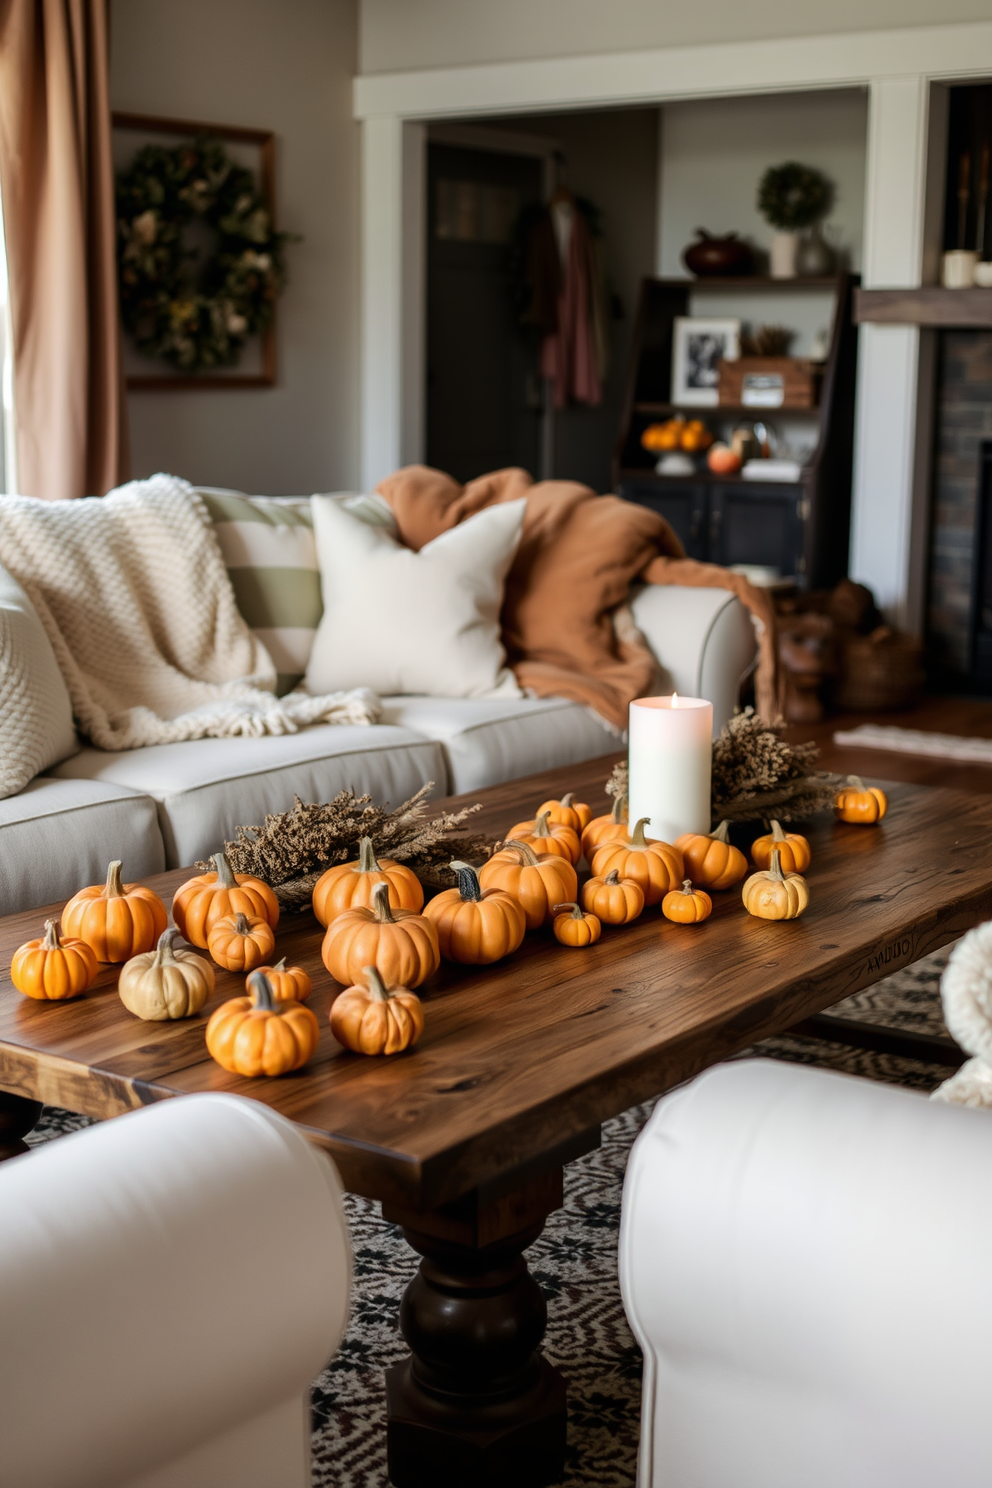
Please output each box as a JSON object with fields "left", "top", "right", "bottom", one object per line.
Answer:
{"left": 200, "top": 783, "right": 497, "bottom": 911}
{"left": 606, "top": 709, "right": 845, "bottom": 825}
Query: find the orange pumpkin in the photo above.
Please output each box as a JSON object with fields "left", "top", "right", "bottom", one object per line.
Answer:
{"left": 62, "top": 860, "right": 168, "bottom": 963}
{"left": 580, "top": 794, "right": 629, "bottom": 861}
{"left": 552, "top": 902, "right": 602, "bottom": 948}
{"left": 478, "top": 839, "right": 578, "bottom": 930}
{"left": 207, "top": 911, "right": 276, "bottom": 973}
{"left": 312, "top": 836, "right": 424, "bottom": 927}
{"left": 172, "top": 852, "right": 279, "bottom": 948}
{"left": 254, "top": 957, "right": 312, "bottom": 1003}
{"left": 206, "top": 971, "right": 320, "bottom": 1077}
{"left": 661, "top": 879, "right": 713, "bottom": 924}
{"left": 505, "top": 809, "right": 581, "bottom": 866}
{"left": 742, "top": 848, "right": 809, "bottom": 921}
{"left": 751, "top": 820, "right": 812, "bottom": 874}
{"left": 322, "top": 881, "right": 440, "bottom": 988}
{"left": 580, "top": 869, "right": 644, "bottom": 926}
{"left": 10, "top": 919, "right": 99, "bottom": 1001}
{"left": 590, "top": 819, "right": 683, "bottom": 906}
{"left": 834, "top": 776, "right": 888, "bottom": 825}
{"left": 330, "top": 965, "right": 425, "bottom": 1056}
{"left": 423, "top": 861, "right": 526, "bottom": 965}
{"left": 536, "top": 791, "right": 593, "bottom": 835}
{"left": 673, "top": 820, "right": 748, "bottom": 890}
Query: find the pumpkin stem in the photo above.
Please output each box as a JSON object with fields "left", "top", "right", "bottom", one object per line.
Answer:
{"left": 846, "top": 775, "right": 867, "bottom": 790}
{"left": 211, "top": 852, "right": 239, "bottom": 890}
{"left": 272, "top": 957, "right": 287, "bottom": 972}
{"left": 560, "top": 792, "right": 575, "bottom": 808}
{"left": 681, "top": 879, "right": 695, "bottom": 895}
{"left": 232, "top": 912, "right": 253, "bottom": 935}
{"left": 604, "top": 870, "right": 621, "bottom": 885}
{"left": 630, "top": 817, "right": 652, "bottom": 849}
{"left": 768, "top": 848, "right": 787, "bottom": 882}
{"left": 104, "top": 860, "right": 125, "bottom": 899}
{"left": 531, "top": 810, "right": 554, "bottom": 839}
{"left": 371, "top": 881, "right": 397, "bottom": 923}
{"left": 247, "top": 970, "right": 278, "bottom": 1012}
{"left": 611, "top": 794, "right": 629, "bottom": 826}
{"left": 771, "top": 820, "right": 786, "bottom": 842}
{"left": 43, "top": 918, "right": 63, "bottom": 950}
{"left": 711, "top": 820, "right": 731, "bottom": 844}
{"left": 357, "top": 837, "right": 381, "bottom": 874}
{"left": 449, "top": 860, "right": 483, "bottom": 901}
{"left": 363, "top": 965, "right": 390, "bottom": 1002}
{"left": 553, "top": 903, "right": 585, "bottom": 920}
{"left": 500, "top": 839, "right": 541, "bottom": 868}
{"left": 152, "top": 927, "right": 182, "bottom": 966}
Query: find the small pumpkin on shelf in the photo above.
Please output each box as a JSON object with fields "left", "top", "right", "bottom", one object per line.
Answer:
{"left": 478, "top": 840, "right": 578, "bottom": 930}
{"left": 552, "top": 903, "right": 602, "bottom": 948}
{"left": 834, "top": 777, "right": 888, "bottom": 825}
{"left": 580, "top": 794, "right": 629, "bottom": 861}
{"left": 751, "top": 820, "right": 812, "bottom": 873}
{"left": 206, "top": 970, "right": 320, "bottom": 1077}
{"left": 590, "top": 818, "right": 682, "bottom": 906}
{"left": 255, "top": 957, "right": 312, "bottom": 1003}
{"left": 172, "top": 852, "right": 279, "bottom": 948}
{"left": 505, "top": 809, "right": 581, "bottom": 866}
{"left": 62, "top": 860, "right": 168, "bottom": 963}
{"left": 10, "top": 919, "right": 98, "bottom": 1001}
{"left": 742, "top": 848, "right": 809, "bottom": 921}
{"left": 536, "top": 791, "right": 593, "bottom": 835}
{"left": 423, "top": 861, "right": 526, "bottom": 965}
{"left": 330, "top": 965, "right": 424, "bottom": 1056}
{"left": 118, "top": 928, "right": 215, "bottom": 1021}
{"left": 673, "top": 821, "right": 748, "bottom": 890}
{"left": 661, "top": 879, "right": 713, "bottom": 925}
{"left": 312, "top": 836, "right": 424, "bottom": 927}
{"left": 581, "top": 869, "right": 644, "bottom": 926}
{"left": 322, "top": 881, "right": 440, "bottom": 988}
{"left": 207, "top": 911, "right": 276, "bottom": 973}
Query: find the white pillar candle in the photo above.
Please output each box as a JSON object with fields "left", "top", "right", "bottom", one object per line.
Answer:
{"left": 628, "top": 694, "right": 713, "bottom": 844}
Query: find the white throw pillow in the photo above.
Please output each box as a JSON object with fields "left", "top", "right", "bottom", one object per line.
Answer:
{"left": 0, "top": 563, "right": 79, "bottom": 799}
{"left": 305, "top": 497, "right": 525, "bottom": 698}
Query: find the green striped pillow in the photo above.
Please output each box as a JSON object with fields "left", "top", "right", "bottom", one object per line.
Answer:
{"left": 199, "top": 489, "right": 395, "bottom": 694}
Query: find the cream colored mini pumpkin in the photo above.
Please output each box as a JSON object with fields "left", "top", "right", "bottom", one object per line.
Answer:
{"left": 118, "top": 927, "right": 215, "bottom": 1021}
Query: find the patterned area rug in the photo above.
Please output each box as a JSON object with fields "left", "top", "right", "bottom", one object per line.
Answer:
{"left": 26, "top": 945, "right": 958, "bottom": 1488}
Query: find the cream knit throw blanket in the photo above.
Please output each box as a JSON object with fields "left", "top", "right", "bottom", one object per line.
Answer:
{"left": 0, "top": 475, "right": 379, "bottom": 748}
{"left": 933, "top": 922, "right": 992, "bottom": 1108}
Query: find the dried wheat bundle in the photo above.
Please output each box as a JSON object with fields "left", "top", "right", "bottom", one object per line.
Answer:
{"left": 199, "top": 783, "right": 497, "bottom": 910}
{"left": 605, "top": 710, "right": 842, "bottom": 826}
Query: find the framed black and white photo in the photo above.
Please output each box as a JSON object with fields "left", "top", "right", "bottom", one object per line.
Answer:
{"left": 671, "top": 317, "right": 741, "bottom": 407}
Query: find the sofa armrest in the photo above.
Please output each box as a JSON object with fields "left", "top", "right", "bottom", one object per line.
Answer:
{"left": 629, "top": 584, "right": 758, "bottom": 734}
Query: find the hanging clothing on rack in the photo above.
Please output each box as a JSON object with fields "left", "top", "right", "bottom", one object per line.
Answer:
{"left": 522, "top": 193, "right": 611, "bottom": 411}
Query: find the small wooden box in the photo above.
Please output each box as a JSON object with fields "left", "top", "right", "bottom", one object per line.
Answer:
{"left": 717, "top": 356, "right": 821, "bottom": 410}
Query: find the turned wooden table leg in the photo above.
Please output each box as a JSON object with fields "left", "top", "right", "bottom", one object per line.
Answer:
{"left": 0, "top": 1090, "right": 43, "bottom": 1161}
{"left": 383, "top": 1169, "right": 567, "bottom": 1488}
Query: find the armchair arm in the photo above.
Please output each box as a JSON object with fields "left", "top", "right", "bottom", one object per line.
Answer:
{"left": 630, "top": 585, "right": 758, "bottom": 734}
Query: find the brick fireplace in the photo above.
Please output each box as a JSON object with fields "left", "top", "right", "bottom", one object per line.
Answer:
{"left": 927, "top": 331, "right": 992, "bottom": 686}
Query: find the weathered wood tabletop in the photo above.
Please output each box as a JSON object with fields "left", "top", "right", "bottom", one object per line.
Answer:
{"left": 1, "top": 755, "right": 988, "bottom": 1209}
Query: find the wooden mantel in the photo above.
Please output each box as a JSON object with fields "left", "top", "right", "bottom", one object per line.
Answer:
{"left": 854, "top": 287, "right": 992, "bottom": 329}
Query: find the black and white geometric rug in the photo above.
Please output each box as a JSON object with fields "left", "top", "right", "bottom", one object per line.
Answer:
{"left": 27, "top": 946, "right": 957, "bottom": 1488}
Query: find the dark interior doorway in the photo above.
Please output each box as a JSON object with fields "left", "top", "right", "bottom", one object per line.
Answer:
{"left": 426, "top": 143, "right": 544, "bottom": 482}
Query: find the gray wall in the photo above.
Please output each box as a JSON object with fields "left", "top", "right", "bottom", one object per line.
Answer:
{"left": 360, "top": 0, "right": 988, "bottom": 73}
{"left": 110, "top": 0, "right": 360, "bottom": 495}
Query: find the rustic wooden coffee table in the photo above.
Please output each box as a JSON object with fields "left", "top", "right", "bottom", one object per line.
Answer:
{"left": 1, "top": 756, "right": 989, "bottom": 1487}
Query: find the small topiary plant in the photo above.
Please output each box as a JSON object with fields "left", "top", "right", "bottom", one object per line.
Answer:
{"left": 757, "top": 162, "right": 833, "bottom": 231}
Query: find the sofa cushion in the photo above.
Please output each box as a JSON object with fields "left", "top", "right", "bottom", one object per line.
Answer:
{"left": 0, "top": 564, "right": 79, "bottom": 800}
{"left": 0, "top": 778, "right": 165, "bottom": 915}
{"left": 48, "top": 726, "right": 447, "bottom": 868}
{"left": 379, "top": 695, "right": 618, "bottom": 795}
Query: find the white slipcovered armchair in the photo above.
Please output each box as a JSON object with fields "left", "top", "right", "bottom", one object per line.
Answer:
{"left": 620, "top": 1059, "right": 992, "bottom": 1488}
{"left": 0, "top": 1094, "right": 351, "bottom": 1488}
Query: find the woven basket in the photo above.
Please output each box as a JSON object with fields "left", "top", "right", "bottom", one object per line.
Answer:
{"left": 833, "top": 627, "right": 925, "bottom": 712}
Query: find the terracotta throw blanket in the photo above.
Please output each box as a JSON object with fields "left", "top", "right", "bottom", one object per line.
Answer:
{"left": 378, "top": 465, "right": 782, "bottom": 730}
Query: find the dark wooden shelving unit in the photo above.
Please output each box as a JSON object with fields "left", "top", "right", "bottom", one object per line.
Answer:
{"left": 854, "top": 286, "right": 992, "bottom": 328}
{"left": 613, "top": 274, "right": 859, "bottom": 588}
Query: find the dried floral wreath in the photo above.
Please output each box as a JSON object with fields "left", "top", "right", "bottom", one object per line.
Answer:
{"left": 116, "top": 134, "right": 292, "bottom": 372}
{"left": 607, "top": 709, "right": 845, "bottom": 826}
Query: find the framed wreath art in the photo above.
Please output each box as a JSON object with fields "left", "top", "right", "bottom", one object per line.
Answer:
{"left": 113, "top": 113, "right": 295, "bottom": 389}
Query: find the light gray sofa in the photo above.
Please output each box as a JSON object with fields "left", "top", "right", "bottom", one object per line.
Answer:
{"left": 0, "top": 501, "right": 758, "bottom": 915}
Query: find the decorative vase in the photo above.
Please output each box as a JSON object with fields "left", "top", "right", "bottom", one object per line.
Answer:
{"left": 682, "top": 229, "right": 753, "bottom": 278}
{"left": 769, "top": 230, "right": 798, "bottom": 279}
{"left": 796, "top": 225, "right": 836, "bottom": 277}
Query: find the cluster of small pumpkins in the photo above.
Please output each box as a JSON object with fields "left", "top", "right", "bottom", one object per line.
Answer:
{"left": 641, "top": 417, "right": 714, "bottom": 456}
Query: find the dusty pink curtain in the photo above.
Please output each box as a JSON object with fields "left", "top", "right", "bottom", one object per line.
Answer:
{"left": 0, "top": 0, "right": 128, "bottom": 498}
